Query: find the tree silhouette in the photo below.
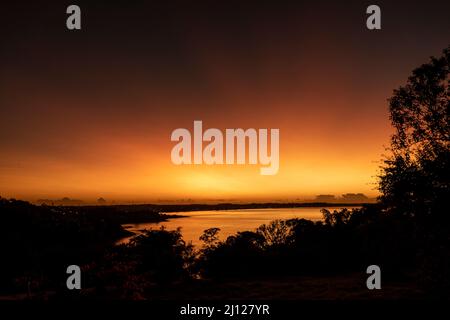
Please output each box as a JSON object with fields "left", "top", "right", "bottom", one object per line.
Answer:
{"left": 379, "top": 46, "right": 449, "bottom": 219}
{"left": 256, "top": 220, "right": 293, "bottom": 247}
{"left": 199, "top": 227, "right": 221, "bottom": 247}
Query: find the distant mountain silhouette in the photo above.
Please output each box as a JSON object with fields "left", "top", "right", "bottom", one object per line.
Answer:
{"left": 315, "top": 195, "right": 337, "bottom": 202}
{"left": 314, "top": 193, "right": 372, "bottom": 203}
{"left": 340, "top": 193, "right": 369, "bottom": 203}
{"left": 36, "top": 197, "right": 84, "bottom": 206}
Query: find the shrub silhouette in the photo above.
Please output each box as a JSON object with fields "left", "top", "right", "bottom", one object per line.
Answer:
{"left": 199, "top": 227, "right": 221, "bottom": 248}
{"left": 128, "top": 227, "right": 193, "bottom": 283}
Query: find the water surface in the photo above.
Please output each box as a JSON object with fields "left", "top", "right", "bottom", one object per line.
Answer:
{"left": 118, "top": 207, "right": 357, "bottom": 245}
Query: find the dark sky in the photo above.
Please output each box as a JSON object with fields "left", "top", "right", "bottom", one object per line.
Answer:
{"left": 1, "top": 0, "right": 449, "bottom": 201}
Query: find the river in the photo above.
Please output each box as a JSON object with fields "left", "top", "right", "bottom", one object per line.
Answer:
{"left": 117, "top": 207, "right": 358, "bottom": 246}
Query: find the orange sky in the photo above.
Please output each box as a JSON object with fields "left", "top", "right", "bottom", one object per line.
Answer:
{"left": 0, "top": 79, "right": 390, "bottom": 201}
{"left": 1, "top": 1, "right": 449, "bottom": 203}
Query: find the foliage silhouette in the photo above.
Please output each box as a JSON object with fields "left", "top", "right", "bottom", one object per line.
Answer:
{"left": 0, "top": 46, "right": 449, "bottom": 299}
{"left": 380, "top": 46, "right": 449, "bottom": 220}
{"left": 379, "top": 45, "right": 450, "bottom": 295}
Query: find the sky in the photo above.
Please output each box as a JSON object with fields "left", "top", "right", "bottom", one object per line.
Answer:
{"left": 1, "top": 0, "right": 449, "bottom": 203}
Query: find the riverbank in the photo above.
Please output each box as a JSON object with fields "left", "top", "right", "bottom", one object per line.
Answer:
{"left": 65, "top": 202, "right": 369, "bottom": 214}
{"left": 116, "top": 207, "right": 359, "bottom": 245}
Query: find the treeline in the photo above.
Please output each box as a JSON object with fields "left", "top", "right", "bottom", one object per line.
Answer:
{"left": 71, "top": 202, "right": 367, "bottom": 214}
{"left": 0, "top": 198, "right": 449, "bottom": 299}
{"left": 0, "top": 46, "right": 448, "bottom": 299}
{"left": 77, "top": 204, "right": 449, "bottom": 299}
{"left": 0, "top": 198, "right": 173, "bottom": 295}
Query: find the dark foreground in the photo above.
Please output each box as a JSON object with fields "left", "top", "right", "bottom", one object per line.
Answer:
{"left": 1, "top": 197, "right": 449, "bottom": 300}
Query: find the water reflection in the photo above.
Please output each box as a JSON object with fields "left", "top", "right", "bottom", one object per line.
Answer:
{"left": 118, "top": 207, "right": 358, "bottom": 246}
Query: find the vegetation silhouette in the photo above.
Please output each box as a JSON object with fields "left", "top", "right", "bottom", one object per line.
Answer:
{"left": 379, "top": 46, "right": 450, "bottom": 295}
{"left": 0, "top": 45, "right": 448, "bottom": 299}
{"left": 194, "top": 47, "right": 449, "bottom": 296}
